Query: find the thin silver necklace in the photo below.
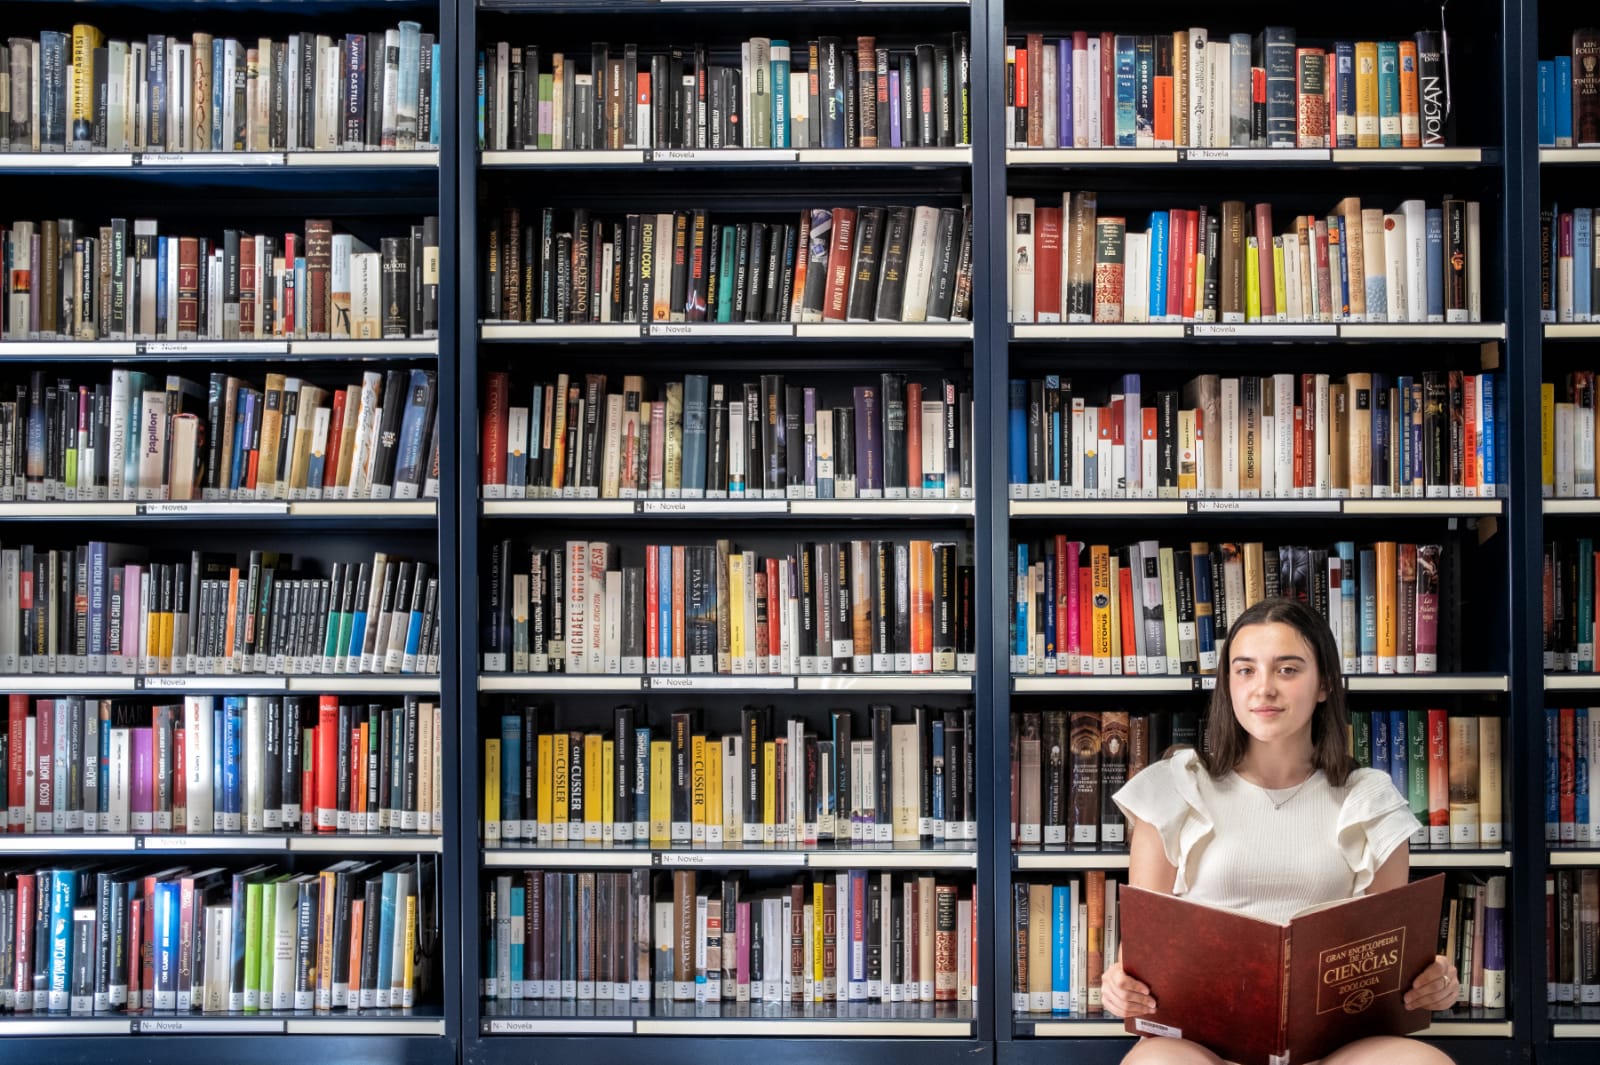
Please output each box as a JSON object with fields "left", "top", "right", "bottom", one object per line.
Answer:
{"left": 1261, "top": 776, "right": 1314, "bottom": 810}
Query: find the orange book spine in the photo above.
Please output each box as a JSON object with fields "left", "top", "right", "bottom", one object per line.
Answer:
{"left": 1376, "top": 541, "right": 1397, "bottom": 671}
{"left": 1154, "top": 76, "right": 1174, "bottom": 145}
{"left": 223, "top": 570, "right": 241, "bottom": 661}
{"left": 1398, "top": 40, "right": 1421, "bottom": 148}
{"left": 1180, "top": 209, "right": 1199, "bottom": 321}
{"left": 912, "top": 540, "right": 935, "bottom": 672}
{"left": 905, "top": 383, "right": 923, "bottom": 498}
{"left": 1462, "top": 375, "right": 1478, "bottom": 494}
{"left": 1086, "top": 869, "right": 1107, "bottom": 1009}
{"left": 1560, "top": 706, "right": 1577, "bottom": 832}
{"left": 1078, "top": 566, "right": 1093, "bottom": 674}
{"left": 1427, "top": 708, "right": 1449, "bottom": 844}
{"left": 347, "top": 897, "right": 365, "bottom": 998}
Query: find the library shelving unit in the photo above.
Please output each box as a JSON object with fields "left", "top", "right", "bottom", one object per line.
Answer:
{"left": 0, "top": 0, "right": 462, "bottom": 1061}
{"left": 991, "top": 2, "right": 1530, "bottom": 1065}
{"left": 459, "top": 2, "right": 992, "bottom": 1064}
{"left": 1534, "top": 6, "right": 1600, "bottom": 1065}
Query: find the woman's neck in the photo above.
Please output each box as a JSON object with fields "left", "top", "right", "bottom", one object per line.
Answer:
{"left": 1235, "top": 745, "right": 1317, "bottom": 789}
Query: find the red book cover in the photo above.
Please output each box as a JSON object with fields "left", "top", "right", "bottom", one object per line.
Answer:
{"left": 482, "top": 371, "right": 510, "bottom": 490}
{"left": 1165, "top": 209, "right": 1187, "bottom": 320}
{"left": 239, "top": 235, "right": 258, "bottom": 339}
{"left": 1055, "top": 535, "right": 1072, "bottom": 671}
{"left": 7, "top": 695, "right": 25, "bottom": 831}
{"left": 1120, "top": 876, "right": 1446, "bottom": 1065}
{"left": 1293, "top": 404, "right": 1305, "bottom": 491}
{"left": 1427, "top": 708, "right": 1449, "bottom": 841}
{"left": 177, "top": 236, "right": 201, "bottom": 339}
{"left": 1099, "top": 33, "right": 1115, "bottom": 147}
{"left": 350, "top": 728, "right": 364, "bottom": 823}
{"left": 765, "top": 557, "right": 782, "bottom": 664}
{"left": 13, "top": 873, "right": 32, "bottom": 1008}
{"left": 671, "top": 544, "right": 687, "bottom": 668}
{"left": 1462, "top": 375, "right": 1478, "bottom": 493}
{"left": 1254, "top": 203, "right": 1277, "bottom": 319}
{"left": 316, "top": 694, "right": 339, "bottom": 831}
{"left": 822, "top": 208, "right": 858, "bottom": 322}
{"left": 323, "top": 387, "right": 348, "bottom": 491}
{"left": 1034, "top": 207, "right": 1064, "bottom": 321}
{"left": 305, "top": 219, "right": 333, "bottom": 338}
{"left": 1560, "top": 706, "right": 1577, "bottom": 830}
{"left": 646, "top": 545, "right": 660, "bottom": 667}
{"left": 1079, "top": 561, "right": 1093, "bottom": 674}
{"left": 1014, "top": 47, "right": 1029, "bottom": 143}
{"left": 1118, "top": 564, "right": 1137, "bottom": 672}
{"left": 35, "top": 699, "right": 53, "bottom": 828}
{"left": 905, "top": 383, "right": 923, "bottom": 495}
{"left": 281, "top": 233, "right": 297, "bottom": 338}
{"left": 1181, "top": 209, "right": 1199, "bottom": 321}
{"left": 1301, "top": 374, "right": 1317, "bottom": 491}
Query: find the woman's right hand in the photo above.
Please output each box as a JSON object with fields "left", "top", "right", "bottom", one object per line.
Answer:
{"left": 1101, "top": 961, "right": 1157, "bottom": 1019}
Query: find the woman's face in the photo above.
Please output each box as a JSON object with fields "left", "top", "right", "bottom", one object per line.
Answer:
{"left": 1226, "top": 621, "right": 1329, "bottom": 755}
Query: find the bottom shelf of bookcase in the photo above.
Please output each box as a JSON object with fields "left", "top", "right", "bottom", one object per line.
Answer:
{"left": 468, "top": 1032, "right": 984, "bottom": 1065}
{"left": 480, "top": 1000, "right": 974, "bottom": 1037}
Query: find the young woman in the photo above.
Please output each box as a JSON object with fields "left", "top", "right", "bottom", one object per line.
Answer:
{"left": 1102, "top": 597, "right": 1459, "bottom": 1065}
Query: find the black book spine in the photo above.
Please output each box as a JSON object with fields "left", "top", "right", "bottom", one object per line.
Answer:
{"left": 743, "top": 223, "right": 767, "bottom": 323}
{"left": 880, "top": 373, "right": 907, "bottom": 497}
{"left": 847, "top": 207, "right": 886, "bottom": 322}
{"left": 927, "top": 207, "right": 963, "bottom": 321}
{"left": 706, "top": 384, "right": 727, "bottom": 497}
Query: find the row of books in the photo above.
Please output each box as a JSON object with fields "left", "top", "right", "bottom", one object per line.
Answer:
{"left": 0, "top": 859, "right": 432, "bottom": 1013}
{"left": 1007, "top": 193, "right": 1484, "bottom": 325}
{"left": 1536, "top": 31, "right": 1600, "bottom": 147}
{"left": 1009, "top": 710, "right": 1503, "bottom": 851}
{"left": 1543, "top": 540, "right": 1600, "bottom": 673}
{"left": 2, "top": 24, "right": 441, "bottom": 154}
{"left": 1548, "top": 207, "right": 1600, "bottom": 322}
{"left": 1010, "top": 538, "right": 1449, "bottom": 678}
{"left": 1546, "top": 707, "right": 1600, "bottom": 842}
{"left": 1005, "top": 29, "right": 1451, "bottom": 150}
{"left": 483, "top": 869, "right": 976, "bottom": 1005}
{"left": 0, "top": 694, "right": 442, "bottom": 838}
{"left": 3, "top": 367, "right": 438, "bottom": 503}
{"left": 483, "top": 703, "right": 978, "bottom": 848}
{"left": 1542, "top": 376, "right": 1600, "bottom": 499}
{"left": 1, "top": 217, "right": 441, "bottom": 342}
{"left": 0, "top": 547, "right": 441, "bottom": 678}
{"left": 1006, "top": 371, "right": 1505, "bottom": 501}
{"left": 1014, "top": 872, "right": 1506, "bottom": 1015}
{"left": 482, "top": 539, "right": 975, "bottom": 677}
{"left": 478, "top": 35, "right": 972, "bottom": 152}
{"left": 483, "top": 203, "right": 974, "bottom": 326}
{"left": 482, "top": 372, "right": 975, "bottom": 502}
{"left": 1548, "top": 867, "right": 1600, "bottom": 1002}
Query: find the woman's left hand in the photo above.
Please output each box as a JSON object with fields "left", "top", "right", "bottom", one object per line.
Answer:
{"left": 1404, "top": 955, "right": 1460, "bottom": 1013}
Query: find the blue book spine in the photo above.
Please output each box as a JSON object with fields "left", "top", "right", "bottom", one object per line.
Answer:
{"left": 1377, "top": 42, "right": 1401, "bottom": 147}
{"left": 1015, "top": 542, "right": 1029, "bottom": 663}
{"left": 717, "top": 227, "right": 738, "bottom": 323}
{"left": 1058, "top": 39, "right": 1073, "bottom": 147}
{"left": 1335, "top": 43, "right": 1357, "bottom": 148}
{"left": 1370, "top": 373, "right": 1389, "bottom": 490}
{"left": 1579, "top": 707, "right": 1592, "bottom": 840}
{"left": 1482, "top": 374, "right": 1496, "bottom": 493}
{"left": 1045, "top": 373, "right": 1062, "bottom": 484}
{"left": 1121, "top": 372, "right": 1142, "bottom": 492}
{"left": 1114, "top": 36, "right": 1136, "bottom": 147}
{"left": 1051, "top": 885, "right": 1071, "bottom": 1012}
{"left": 1558, "top": 56, "right": 1574, "bottom": 145}
{"left": 156, "top": 238, "right": 169, "bottom": 333}
{"left": 1547, "top": 708, "right": 1561, "bottom": 839}
{"left": 1579, "top": 209, "right": 1594, "bottom": 320}
{"left": 98, "top": 709, "right": 111, "bottom": 817}
{"left": 1388, "top": 710, "right": 1408, "bottom": 795}
{"left": 212, "top": 707, "right": 225, "bottom": 821}
{"left": 48, "top": 868, "right": 77, "bottom": 1011}
{"left": 500, "top": 714, "right": 522, "bottom": 827}
{"left": 1335, "top": 213, "right": 1352, "bottom": 320}
{"left": 1008, "top": 379, "right": 1028, "bottom": 488}
{"left": 223, "top": 697, "right": 243, "bottom": 825}
{"left": 1540, "top": 61, "right": 1557, "bottom": 146}
{"left": 347, "top": 584, "right": 369, "bottom": 663}
{"left": 509, "top": 885, "right": 525, "bottom": 994}
{"left": 377, "top": 871, "right": 398, "bottom": 1006}
{"left": 1358, "top": 548, "right": 1378, "bottom": 670}
{"left": 431, "top": 44, "right": 442, "bottom": 145}
{"left": 771, "top": 42, "right": 791, "bottom": 148}
{"left": 682, "top": 374, "right": 709, "bottom": 495}
{"left": 1148, "top": 212, "right": 1170, "bottom": 320}
{"left": 1494, "top": 369, "right": 1509, "bottom": 498}
{"left": 1043, "top": 542, "right": 1056, "bottom": 666}
{"left": 1425, "top": 209, "right": 1445, "bottom": 320}
{"left": 888, "top": 70, "right": 901, "bottom": 147}
{"left": 1372, "top": 711, "right": 1390, "bottom": 772}
{"left": 930, "top": 717, "right": 945, "bottom": 831}
{"left": 659, "top": 545, "right": 672, "bottom": 662}
{"left": 154, "top": 880, "right": 181, "bottom": 1008}
{"left": 1396, "top": 377, "right": 1412, "bottom": 492}
{"left": 212, "top": 37, "right": 226, "bottom": 151}
{"left": 1191, "top": 550, "right": 1216, "bottom": 672}
{"left": 476, "top": 51, "right": 487, "bottom": 148}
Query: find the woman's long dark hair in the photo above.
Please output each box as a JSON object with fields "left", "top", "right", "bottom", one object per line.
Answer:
{"left": 1196, "top": 596, "right": 1356, "bottom": 787}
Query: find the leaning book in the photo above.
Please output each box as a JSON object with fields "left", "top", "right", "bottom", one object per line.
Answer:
{"left": 1119, "top": 874, "right": 1446, "bottom": 1065}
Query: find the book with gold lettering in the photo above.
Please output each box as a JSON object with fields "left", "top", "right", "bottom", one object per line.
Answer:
{"left": 1120, "top": 874, "right": 1445, "bottom": 1065}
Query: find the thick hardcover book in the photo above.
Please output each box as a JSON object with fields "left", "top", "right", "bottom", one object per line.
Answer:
{"left": 1121, "top": 875, "right": 1446, "bottom": 1065}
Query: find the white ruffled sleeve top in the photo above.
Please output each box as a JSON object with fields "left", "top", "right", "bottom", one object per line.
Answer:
{"left": 1111, "top": 748, "right": 1421, "bottom": 925}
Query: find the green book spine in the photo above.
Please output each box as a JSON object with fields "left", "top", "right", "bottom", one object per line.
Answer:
{"left": 244, "top": 881, "right": 264, "bottom": 1011}
{"left": 1407, "top": 709, "right": 1429, "bottom": 840}
{"left": 257, "top": 881, "right": 276, "bottom": 1005}
{"left": 1353, "top": 712, "right": 1372, "bottom": 769}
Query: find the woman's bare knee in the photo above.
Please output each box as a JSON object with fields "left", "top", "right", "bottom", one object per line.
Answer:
{"left": 1121, "top": 1035, "right": 1229, "bottom": 1065}
{"left": 1317, "top": 1035, "right": 1454, "bottom": 1065}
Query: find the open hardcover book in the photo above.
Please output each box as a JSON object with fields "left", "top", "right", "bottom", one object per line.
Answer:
{"left": 1119, "top": 874, "right": 1446, "bottom": 1065}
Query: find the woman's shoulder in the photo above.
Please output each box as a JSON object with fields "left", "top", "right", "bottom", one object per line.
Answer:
{"left": 1333, "top": 764, "right": 1411, "bottom": 815}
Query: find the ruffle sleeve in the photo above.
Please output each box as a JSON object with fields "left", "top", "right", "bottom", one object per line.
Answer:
{"left": 1336, "top": 768, "right": 1422, "bottom": 894}
{"left": 1112, "top": 748, "right": 1214, "bottom": 894}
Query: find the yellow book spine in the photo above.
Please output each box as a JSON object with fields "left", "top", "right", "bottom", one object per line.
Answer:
{"left": 1542, "top": 383, "right": 1556, "bottom": 495}
{"left": 705, "top": 741, "right": 722, "bottom": 845}
{"left": 1245, "top": 236, "right": 1262, "bottom": 321}
{"left": 585, "top": 732, "right": 603, "bottom": 841}
{"left": 650, "top": 739, "right": 672, "bottom": 844}
{"left": 1090, "top": 544, "right": 1112, "bottom": 672}
{"left": 728, "top": 553, "right": 746, "bottom": 670}
{"left": 402, "top": 893, "right": 417, "bottom": 1006}
{"left": 600, "top": 738, "right": 615, "bottom": 841}
{"left": 71, "top": 25, "right": 105, "bottom": 142}
{"left": 1376, "top": 541, "right": 1397, "bottom": 670}
{"left": 691, "top": 734, "right": 708, "bottom": 844}
{"left": 1354, "top": 42, "right": 1380, "bottom": 147}
{"left": 1271, "top": 238, "right": 1288, "bottom": 321}
{"left": 1478, "top": 716, "right": 1502, "bottom": 842}
{"left": 552, "top": 732, "right": 570, "bottom": 840}
{"left": 536, "top": 734, "right": 553, "bottom": 840}
{"left": 812, "top": 881, "right": 825, "bottom": 999}
{"left": 762, "top": 740, "right": 776, "bottom": 843}
{"left": 1108, "top": 556, "right": 1122, "bottom": 673}
{"left": 483, "top": 739, "right": 501, "bottom": 841}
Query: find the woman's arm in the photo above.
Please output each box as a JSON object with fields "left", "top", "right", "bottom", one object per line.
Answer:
{"left": 1367, "top": 840, "right": 1410, "bottom": 894}
{"left": 1101, "top": 813, "right": 1177, "bottom": 1018}
{"left": 1367, "top": 841, "right": 1462, "bottom": 1011}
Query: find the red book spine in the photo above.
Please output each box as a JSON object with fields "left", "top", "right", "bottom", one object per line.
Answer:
{"left": 1427, "top": 708, "right": 1449, "bottom": 841}
{"left": 127, "top": 895, "right": 144, "bottom": 1006}
{"left": 672, "top": 545, "right": 687, "bottom": 668}
{"left": 1561, "top": 706, "right": 1577, "bottom": 833}
{"left": 1462, "top": 374, "right": 1478, "bottom": 494}
{"left": 1099, "top": 33, "right": 1115, "bottom": 147}
{"left": 323, "top": 388, "right": 348, "bottom": 490}
{"left": 822, "top": 208, "right": 858, "bottom": 322}
{"left": 349, "top": 727, "right": 364, "bottom": 826}
{"left": 282, "top": 233, "right": 297, "bottom": 338}
{"left": 482, "top": 371, "right": 510, "bottom": 490}
{"left": 905, "top": 383, "right": 923, "bottom": 497}
{"left": 1254, "top": 203, "right": 1277, "bottom": 319}
{"left": 239, "top": 235, "right": 258, "bottom": 339}
{"left": 306, "top": 220, "right": 333, "bottom": 338}
{"left": 1118, "top": 564, "right": 1138, "bottom": 674}
{"left": 1165, "top": 209, "right": 1187, "bottom": 320}
{"left": 173, "top": 726, "right": 186, "bottom": 830}
{"left": 35, "top": 699, "right": 53, "bottom": 828}
{"left": 1055, "top": 535, "right": 1072, "bottom": 673}
{"left": 7, "top": 695, "right": 25, "bottom": 831}
{"left": 1301, "top": 374, "right": 1317, "bottom": 492}
{"left": 1180, "top": 209, "right": 1199, "bottom": 321}
{"left": 140, "top": 873, "right": 160, "bottom": 1008}
{"left": 13, "top": 873, "right": 32, "bottom": 1009}
{"left": 765, "top": 557, "right": 782, "bottom": 666}
{"left": 1034, "top": 207, "right": 1063, "bottom": 321}
{"left": 316, "top": 694, "right": 339, "bottom": 831}
{"left": 177, "top": 237, "right": 200, "bottom": 338}
{"left": 646, "top": 545, "right": 660, "bottom": 668}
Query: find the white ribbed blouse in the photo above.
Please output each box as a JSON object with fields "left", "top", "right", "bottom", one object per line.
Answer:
{"left": 1112, "top": 748, "right": 1420, "bottom": 925}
